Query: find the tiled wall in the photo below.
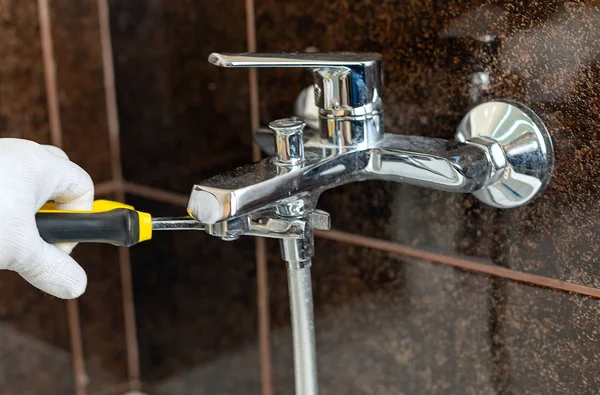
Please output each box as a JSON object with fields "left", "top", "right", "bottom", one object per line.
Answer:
{"left": 2, "top": 0, "right": 600, "bottom": 394}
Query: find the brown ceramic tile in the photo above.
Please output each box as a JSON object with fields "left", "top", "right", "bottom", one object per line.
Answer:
{"left": 73, "top": 192, "right": 128, "bottom": 394}
{"left": 268, "top": 238, "right": 600, "bottom": 394}
{"left": 49, "top": 0, "right": 113, "bottom": 183}
{"left": 0, "top": 1, "right": 51, "bottom": 142}
{"left": 255, "top": 0, "right": 600, "bottom": 287}
{"left": 110, "top": 0, "right": 253, "bottom": 194}
{"left": 126, "top": 195, "right": 261, "bottom": 393}
{"left": 0, "top": 3, "right": 74, "bottom": 394}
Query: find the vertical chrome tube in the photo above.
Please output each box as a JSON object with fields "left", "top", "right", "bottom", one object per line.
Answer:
{"left": 269, "top": 117, "right": 306, "bottom": 165}
{"left": 287, "top": 263, "right": 318, "bottom": 395}
{"left": 279, "top": 207, "right": 320, "bottom": 395}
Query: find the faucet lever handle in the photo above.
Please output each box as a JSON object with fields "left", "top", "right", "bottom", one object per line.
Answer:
{"left": 208, "top": 52, "right": 383, "bottom": 110}
{"left": 208, "top": 52, "right": 381, "bottom": 68}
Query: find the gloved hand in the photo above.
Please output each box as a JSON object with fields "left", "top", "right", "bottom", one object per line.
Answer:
{"left": 0, "top": 138, "right": 94, "bottom": 299}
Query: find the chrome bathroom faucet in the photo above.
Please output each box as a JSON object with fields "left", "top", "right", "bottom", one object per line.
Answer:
{"left": 191, "top": 53, "right": 553, "bottom": 224}
{"left": 188, "top": 52, "right": 554, "bottom": 395}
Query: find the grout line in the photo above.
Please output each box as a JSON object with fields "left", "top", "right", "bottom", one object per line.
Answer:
{"left": 66, "top": 300, "right": 87, "bottom": 395}
{"left": 37, "top": 0, "right": 63, "bottom": 147}
{"left": 117, "top": 245, "right": 142, "bottom": 390}
{"left": 123, "top": 181, "right": 189, "bottom": 207}
{"left": 254, "top": 237, "right": 271, "bottom": 395}
{"left": 245, "top": 0, "right": 273, "bottom": 394}
{"left": 246, "top": 22, "right": 261, "bottom": 159}
{"left": 316, "top": 229, "right": 600, "bottom": 299}
{"left": 97, "top": 0, "right": 140, "bottom": 386}
{"left": 38, "top": 2, "right": 87, "bottom": 394}
{"left": 97, "top": 0, "right": 124, "bottom": 186}
{"left": 94, "top": 180, "right": 117, "bottom": 196}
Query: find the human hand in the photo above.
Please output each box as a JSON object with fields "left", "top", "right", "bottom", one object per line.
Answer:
{"left": 0, "top": 138, "right": 94, "bottom": 299}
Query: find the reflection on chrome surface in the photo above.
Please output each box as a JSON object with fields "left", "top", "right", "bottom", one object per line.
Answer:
{"left": 189, "top": 52, "right": 555, "bottom": 395}
{"left": 190, "top": 100, "right": 553, "bottom": 223}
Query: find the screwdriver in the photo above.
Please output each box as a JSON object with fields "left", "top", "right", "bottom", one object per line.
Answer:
{"left": 36, "top": 200, "right": 204, "bottom": 247}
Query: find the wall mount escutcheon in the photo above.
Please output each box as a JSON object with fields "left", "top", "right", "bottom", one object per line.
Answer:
{"left": 456, "top": 100, "right": 554, "bottom": 208}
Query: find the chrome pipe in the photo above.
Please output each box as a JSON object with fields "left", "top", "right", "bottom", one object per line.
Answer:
{"left": 287, "top": 264, "right": 318, "bottom": 395}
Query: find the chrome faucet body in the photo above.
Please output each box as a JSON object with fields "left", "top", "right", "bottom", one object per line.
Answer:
{"left": 188, "top": 52, "right": 555, "bottom": 395}
{"left": 190, "top": 53, "right": 553, "bottom": 225}
{"left": 191, "top": 131, "right": 507, "bottom": 226}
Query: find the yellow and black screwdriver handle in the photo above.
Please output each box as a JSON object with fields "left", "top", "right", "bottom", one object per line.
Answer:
{"left": 36, "top": 200, "right": 153, "bottom": 247}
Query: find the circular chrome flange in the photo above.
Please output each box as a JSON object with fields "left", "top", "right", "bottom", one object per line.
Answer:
{"left": 455, "top": 101, "right": 554, "bottom": 208}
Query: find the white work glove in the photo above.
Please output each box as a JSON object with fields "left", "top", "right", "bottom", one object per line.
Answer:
{"left": 0, "top": 138, "right": 94, "bottom": 299}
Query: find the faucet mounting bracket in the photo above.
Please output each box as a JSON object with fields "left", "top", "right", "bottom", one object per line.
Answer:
{"left": 456, "top": 101, "right": 554, "bottom": 208}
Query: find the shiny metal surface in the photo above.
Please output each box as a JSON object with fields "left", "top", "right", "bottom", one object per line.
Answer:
{"left": 189, "top": 102, "right": 553, "bottom": 223}
{"left": 208, "top": 53, "right": 383, "bottom": 109}
{"left": 151, "top": 217, "right": 205, "bottom": 231}
{"left": 308, "top": 210, "right": 331, "bottom": 231}
{"left": 189, "top": 133, "right": 496, "bottom": 224}
{"left": 456, "top": 101, "right": 554, "bottom": 208}
{"left": 209, "top": 52, "right": 384, "bottom": 148}
{"left": 194, "top": 52, "right": 555, "bottom": 395}
{"left": 254, "top": 125, "right": 319, "bottom": 158}
{"left": 287, "top": 265, "right": 318, "bottom": 395}
{"left": 275, "top": 200, "right": 321, "bottom": 268}
{"left": 198, "top": 206, "right": 329, "bottom": 242}
{"left": 278, "top": 200, "right": 319, "bottom": 395}
{"left": 269, "top": 117, "right": 306, "bottom": 165}
{"left": 281, "top": 237, "right": 313, "bottom": 269}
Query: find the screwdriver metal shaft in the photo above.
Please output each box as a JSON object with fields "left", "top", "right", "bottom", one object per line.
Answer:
{"left": 152, "top": 217, "right": 205, "bottom": 231}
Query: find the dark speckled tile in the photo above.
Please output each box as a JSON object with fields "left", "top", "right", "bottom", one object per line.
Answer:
{"left": 111, "top": 0, "right": 252, "bottom": 194}
{"left": 127, "top": 195, "right": 261, "bottom": 394}
{"left": 0, "top": 1, "right": 50, "bottom": 142}
{"left": 50, "top": 0, "right": 113, "bottom": 183}
{"left": 256, "top": 0, "right": 600, "bottom": 287}
{"left": 0, "top": 2, "right": 73, "bottom": 394}
{"left": 268, "top": 239, "right": 600, "bottom": 394}
{"left": 0, "top": 271, "right": 73, "bottom": 394}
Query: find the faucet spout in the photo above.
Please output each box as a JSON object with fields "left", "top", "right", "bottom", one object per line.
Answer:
{"left": 188, "top": 133, "right": 501, "bottom": 224}
{"left": 187, "top": 147, "right": 367, "bottom": 224}
{"left": 368, "top": 134, "right": 500, "bottom": 193}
